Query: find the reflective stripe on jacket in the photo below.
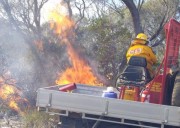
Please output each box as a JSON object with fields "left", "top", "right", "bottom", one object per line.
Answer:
{"left": 126, "top": 44, "right": 157, "bottom": 71}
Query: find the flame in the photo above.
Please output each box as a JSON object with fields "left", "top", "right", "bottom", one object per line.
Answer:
{"left": 0, "top": 84, "right": 27, "bottom": 114}
{"left": 49, "top": 11, "right": 74, "bottom": 37}
{"left": 0, "top": 84, "right": 20, "bottom": 111}
{"left": 56, "top": 39, "right": 102, "bottom": 85}
{"left": 49, "top": 5, "right": 102, "bottom": 86}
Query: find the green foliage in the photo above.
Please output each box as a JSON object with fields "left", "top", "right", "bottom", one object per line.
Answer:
{"left": 141, "top": 0, "right": 179, "bottom": 38}
{"left": 23, "top": 109, "right": 59, "bottom": 128}
{"left": 84, "top": 14, "right": 131, "bottom": 83}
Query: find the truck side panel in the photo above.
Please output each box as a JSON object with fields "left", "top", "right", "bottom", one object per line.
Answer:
{"left": 36, "top": 88, "right": 180, "bottom": 127}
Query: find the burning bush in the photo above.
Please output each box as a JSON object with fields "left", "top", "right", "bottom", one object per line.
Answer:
{"left": 49, "top": 8, "right": 103, "bottom": 86}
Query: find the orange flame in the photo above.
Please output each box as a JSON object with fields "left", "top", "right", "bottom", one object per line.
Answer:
{"left": 0, "top": 84, "right": 20, "bottom": 111}
{"left": 49, "top": 6, "right": 102, "bottom": 86}
{"left": 56, "top": 39, "right": 102, "bottom": 85}
{"left": 0, "top": 84, "right": 27, "bottom": 114}
{"left": 49, "top": 11, "right": 74, "bottom": 37}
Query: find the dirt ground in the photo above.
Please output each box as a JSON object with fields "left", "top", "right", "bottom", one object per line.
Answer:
{"left": 0, "top": 115, "right": 24, "bottom": 128}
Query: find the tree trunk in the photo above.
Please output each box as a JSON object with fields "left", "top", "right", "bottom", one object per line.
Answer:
{"left": 122, "top": 0, "right": 143, "bottom": 35}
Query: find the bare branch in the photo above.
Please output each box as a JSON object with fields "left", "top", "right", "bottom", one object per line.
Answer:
{"left": 75, "top": 0, "right": 86, "bottom": 25}
{"left": 34, "top": 0, "right": 40, "bottom": 34}
{"left": 62, "top": 0, "right": 73, "bottom": 18}
{"left": 105, "top": 0, "right": 123, "bottom": 16}
{"left": 149, "top": 0, "right": 178, "bottom": 43}
{"left": 137, "top": 0, "right": 145, "bottom": 12}
{"left": 39, "top": 0, "right": 49, "bottom": 10}
{"left": 0, "top": 0, "right": 19, "bottom": 31}
{"left": 151, "top": 36, "right": 165, "bottom": 47}
{"left": 94, "top": 2, "right": 103, "bottom": 18}
{"left": 149, "top": 14, "right": 166, "bottom": 41}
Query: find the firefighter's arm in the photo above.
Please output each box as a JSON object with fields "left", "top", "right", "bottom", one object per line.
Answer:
{"left": 149, "top": 48, "right": 157, "bottom": 64}
{"left": 126, "top": 48, "right": 132, "bottom": 62}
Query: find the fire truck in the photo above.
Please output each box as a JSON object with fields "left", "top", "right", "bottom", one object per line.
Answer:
{"left": 36, "top": 19, "right": 180, "bottom": 128}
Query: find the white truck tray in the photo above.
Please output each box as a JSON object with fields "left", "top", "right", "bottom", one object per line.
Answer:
{"left": 36, "top": 84, "right": 180, "bottom": 127}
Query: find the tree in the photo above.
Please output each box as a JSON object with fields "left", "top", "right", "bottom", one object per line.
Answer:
{"left": 0, "top": 0, "right": 67, "bottom": 108}
{"left": 0, "top": 0, "right": 179, "bottom": 89}
{"left": 122, "top": 0, "right": 179, "bottom": 44}
{"left": 141, "top": 0, "right": 179, "bottom": 44}
{"left": 122, "top": 0, "right": 143, "bottom": 35}
{"left": 0, "top": 0, "right": 61, "bottom": 90}
{"left": 77, "top": 0, "right": 180, "bottom": 85}
{"left": 0, "top": 0, "right": 49, "bottom": 37}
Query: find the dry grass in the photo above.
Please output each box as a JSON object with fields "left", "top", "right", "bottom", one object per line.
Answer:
{"left": 22, "top": 109, "right": 59, "bottom": 128}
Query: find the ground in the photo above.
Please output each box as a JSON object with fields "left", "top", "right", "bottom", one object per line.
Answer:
{"left": 0, "top": 115, "right": 24, "bottom": 128}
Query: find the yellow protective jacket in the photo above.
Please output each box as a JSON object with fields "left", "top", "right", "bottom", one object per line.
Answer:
{"left": 126, "top": 43, "right": 157, "bottom": 76}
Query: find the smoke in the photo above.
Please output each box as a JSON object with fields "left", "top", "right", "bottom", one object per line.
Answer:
{"left": 87, "top": 58, "right": 108, "bottom": 85}
{"left": 0, "top": 21, "right": 35, "bottom": 89}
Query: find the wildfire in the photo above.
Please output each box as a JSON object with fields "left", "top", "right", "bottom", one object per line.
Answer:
{"left": 56, "top": 39, "right": 102, "bottom": 85}
{"left": 49, "top": 11, "right": 74, "bottom": 37}
{"left": 0, "top": 74, "right": 28, "bottom": 114}
{"left": 0, "top": 84, "right": 20, "bottom": 112}
{"left": 49, "top": 5, "right": 103, "bottom": 86}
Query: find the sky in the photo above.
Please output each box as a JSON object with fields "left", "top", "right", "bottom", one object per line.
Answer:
{"left": 41, "top": 0, "right": 67, "bottom": 22}
{"left": 41, "top": 0, "right": 98, "bottom": 22}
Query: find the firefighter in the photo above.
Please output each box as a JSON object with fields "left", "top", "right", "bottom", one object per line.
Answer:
{"left": 126, "top": 33, "right": 157, "bottom": 78}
